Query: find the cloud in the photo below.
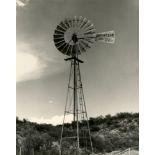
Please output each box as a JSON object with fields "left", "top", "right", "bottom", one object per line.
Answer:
{"left": 16, "top": 0, "right": 30, "bottom": 7}
{"left": 49, "top": 100, "right": 54, "bottom": 104}
{"left": 16, "top": 42, "right": 47, "bottom": 82}
{"left": 16, "top": 40, "right": 68, "bottom": 82}
{"left": 29, "top": 114, "right": 73, "bottom": 126}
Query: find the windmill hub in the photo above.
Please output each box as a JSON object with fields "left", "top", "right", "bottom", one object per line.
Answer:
{"left": 72, "top": 33, "right": 78, "bottom": 43}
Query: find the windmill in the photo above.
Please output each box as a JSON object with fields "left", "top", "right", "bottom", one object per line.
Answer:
{"left": 53, "top": 16, "right": 115, "bottom": 155}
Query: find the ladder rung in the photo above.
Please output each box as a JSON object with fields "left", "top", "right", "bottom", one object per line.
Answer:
{"left": 81, "top": 128, "right": 90, "bottom": 131}
{"left": 68, "top": 86, "right": 82, "bottom": 89}
{"left": 65, "top": 111, "right": 86, "bottom": 114}
{"left": 62, "top": 136, "right": 77, "bottom": 139}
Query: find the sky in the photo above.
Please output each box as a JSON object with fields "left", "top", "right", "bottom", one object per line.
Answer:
{"left": 16, "top": 0, "right": 139, "bottom": 125}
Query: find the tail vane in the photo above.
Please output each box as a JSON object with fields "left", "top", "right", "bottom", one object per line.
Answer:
{"left": 95, "top": 30, "right": 115, "bottom": 44}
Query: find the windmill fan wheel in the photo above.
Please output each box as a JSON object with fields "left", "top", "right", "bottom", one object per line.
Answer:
{"left": 53, "top": 16, "right": 96, "bottom": 56}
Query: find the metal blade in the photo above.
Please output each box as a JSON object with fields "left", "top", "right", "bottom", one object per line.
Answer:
{"left": 57, "top": 25, "right": 66, "bottom": 32}
{"left": 78, "top": 42, "right": 86, "bottom": 52}
{"left": 76, "top": 16, "right": 82, "bottom": 27}
{"left": 67, "top": 18, "right": 72, "bottom": 27}
{"left": 78, "top": 16, "right": 84, "bottom": 28}
{"left": 58, "top": 42, "right": 67, "bottom": 52}
{"left": 79, "top": 40, "right": 90, "bottom": 50}
{"left": 54, "top": 37, "right": 64, "bottom": 43}
{"left": 63, "top": 19, "right": 70, "bottom": 29}
{"left": 54, "top": 29, "right": 64, "bottom": 35}
{"left": 56, "top": 41, "right": 66, "bottom": 49}
{"left": 66, "top": 45, "right": 73, "bottom": 56}
{"left": 60, "top": 21, "right": 68, "bottom": 30}
{"left": 81, "top": 39, "right": 91, "bottom": 48}
{"left": 53, "top": 35, "right": 64, "bottom": 39}
{"left": 85, "top": 23, "right": 94, "bottom": 31}
{"left": 80, "top": 18, "right": 88, "bottom": 29}
{"left": 84, "top": 29, "right": 96, "bottom": 35}
{"left": 81, "top": 19, "right": 89, "bottom": 29}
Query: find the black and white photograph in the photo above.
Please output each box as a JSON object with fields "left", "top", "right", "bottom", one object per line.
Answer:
{"left": 16, "top": 0, "right": 139, "bottom": 155}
